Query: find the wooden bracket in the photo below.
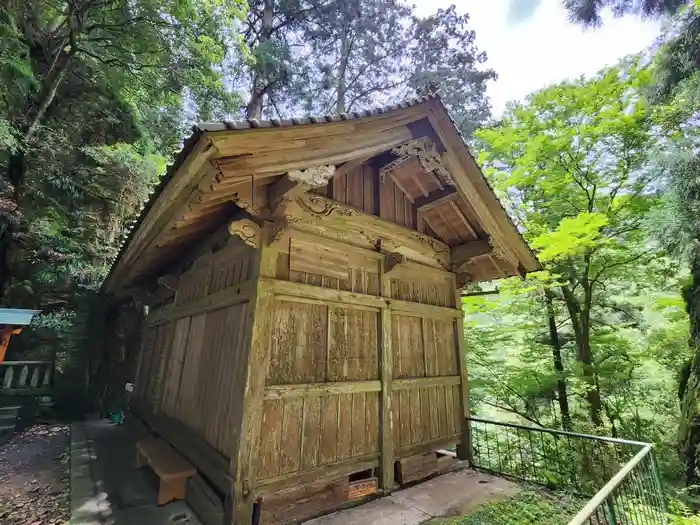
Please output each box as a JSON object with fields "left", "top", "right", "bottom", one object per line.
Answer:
{"left": 158, "top": 274, "right": 180, "bottom": 292}
{"left": 383, "top": 252, "right": 407, "bottom": 274}
{"left": 269, "top": 165, "right": 335, "bottom": 216}
{"left": 450, "top": 239, "right": 492, "bottom": 268}
{"left": 379, "top": 137, "right": 454, "bottom": 187}
{"left": 455, "top": 272, "right": 473, "bottom": 289}
{"left": 228, "top": 218, "right": 262, "bottom": 248}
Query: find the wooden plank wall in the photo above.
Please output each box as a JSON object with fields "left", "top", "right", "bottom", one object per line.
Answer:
{"left": 256, "top": 229, "right": 465, "bottom": 487}
{"left": 391, "top": 314, "right": 462, "bottom": 454}
{"left": 332, "top": 162, "right": 415, "bottom": 229}
{"left": 132, "top": 240, "right": 257, "bottom": 458}
{"left": 257, "top": 302, "right": 381, "bottom": 480}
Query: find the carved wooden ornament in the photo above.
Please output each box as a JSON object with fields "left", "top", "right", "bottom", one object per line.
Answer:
{"left": 287, "top": 165, "right": 335, "bottom": 188}
{"left": 228, "top": 218, "right": 261, "bottom": 248}
{"left": 379, "top": 137, "right": 454, "bottom": 187}
{"left": 296, "top": 194, "right": 359, "bottom": 218}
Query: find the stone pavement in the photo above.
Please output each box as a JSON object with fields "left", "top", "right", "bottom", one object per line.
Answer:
{"left": 70, "top": 419, "right": 202, "bottom": 525}
{"left": 304, "top": 469, "right": 520, "bottom": 525}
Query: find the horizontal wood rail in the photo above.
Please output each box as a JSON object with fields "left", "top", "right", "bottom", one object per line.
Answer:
{"left": 259, "top": 278, "right": 462, "bottom": 319}
{"left": 148, "top": 279, "right": 255, "bottom": 326}
{"left": 392, "top": 376, "right": 460, "bottom": 390}
{"left": 263, "top": 381, "right": 381, "bottom": 400}
{"left": 256, "top": 454, "right": 380, "bottom": 494}
{"left": 0, "top": 360, "right": 53, "bottom": 395}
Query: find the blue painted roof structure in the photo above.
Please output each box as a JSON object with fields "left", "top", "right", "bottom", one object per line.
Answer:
{"left": 0, "top": 309, "right": 40, "bottom": 326}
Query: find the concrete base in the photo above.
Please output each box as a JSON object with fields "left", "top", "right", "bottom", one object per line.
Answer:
{"left": 303, "top": 470, "right": 520, "bottom": 525}
{"left": 70, "top": 419, "right": 202, "bottom": 525}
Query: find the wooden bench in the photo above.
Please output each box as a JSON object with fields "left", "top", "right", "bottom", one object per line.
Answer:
{"left": 136, "top": 437, "right": 197, "bottom": 505}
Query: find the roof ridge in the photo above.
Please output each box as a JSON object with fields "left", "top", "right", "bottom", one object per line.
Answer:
{"left": 194, "top": 94, "right": 440, "bottom": 132}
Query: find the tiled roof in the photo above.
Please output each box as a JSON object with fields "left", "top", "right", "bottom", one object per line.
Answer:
{"left": 103, "top": 95, "right": 440, "bottom": 289}
{"left": 194, "top": 94, "right": 440, "bottom": 132}
{"left": 103, "top": 92, "right": 538, "bottom": 292}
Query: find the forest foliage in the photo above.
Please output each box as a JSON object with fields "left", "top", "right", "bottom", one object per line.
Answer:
{"left": 0, "top": 0, "right": 699, "bottom": 497}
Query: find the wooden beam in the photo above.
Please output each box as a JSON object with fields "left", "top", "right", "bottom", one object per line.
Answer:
{"left": 147, "top": 280, "right": 255, "bottom": 326}
{"left": 379, "top": 258, "right": 394, "bottom": 491}
{"left": 268, "top": 165, "right": 335, "bottom": 215}
{"left": 230, "top": 246, "right": 273, "bottom": 525}
{"left": 426, "top": 102, "right": 540, "bottom": 271}
{"left": 454, "top": 287, "right": 472, "bottom": 463}
{"left": 448, "top": 201, "right": 478, "bottom": 239}
{"left": 451, "top": 240, "right": 492, "bottom": 264}
{"left": 395, "top": 434, "right": 461, "bottom": 459}
{"left": 392, "top": 376, "right": 461, "bottom": 390}
{"left": 106, "top": 138, "right": 218, "bottom": 290}
{"left": 263, "top": 381, "right": 381, "bottom": 399}
{"left": 409, "top": 172, "right": 431, "bottom": 198}
{"left": 413, "top": 186, "right": 457, "bottom": 211}
{"left": 255, "top": 455, "right": 380, "bottom": 495}
{"left": 388, "top": 172, "right": 415, "bottom": 203}
{"left": 258, "top": 278, "right": 463, "bottom": 319}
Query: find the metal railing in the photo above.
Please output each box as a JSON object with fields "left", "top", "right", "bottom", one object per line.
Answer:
{"left": 469, "top": 417, "right": 667, "bottom": 525}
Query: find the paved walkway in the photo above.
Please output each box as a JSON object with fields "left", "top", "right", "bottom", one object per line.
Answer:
{"left": 70, "top": 419, "right": 518, "bottom": 525}
{"left": 70, "top": 419, "right": 202, "bottom": 525}
{"left": 304, "top": 469, "right": 520, "bottom": 525}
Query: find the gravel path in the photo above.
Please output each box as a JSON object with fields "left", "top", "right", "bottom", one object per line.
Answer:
{"left": 0, "top": 424, "right": 70, "bottom": 525}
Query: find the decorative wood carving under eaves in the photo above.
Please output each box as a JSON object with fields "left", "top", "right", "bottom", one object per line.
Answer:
{"left": 296, "top": 195, "right": 359, "bottom": 218}
{"left": 228, "top": 218, "right": 261, "bottom": 248}
{"left": 379, "top": 137, "right": 454, "bottom": 187}
{"left": 287, "top": 165, "right": 335, "bottom": 188}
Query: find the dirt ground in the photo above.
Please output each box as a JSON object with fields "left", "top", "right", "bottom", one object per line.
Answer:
{"left": 0, "top": 424, "right": 70, "bottom": 525}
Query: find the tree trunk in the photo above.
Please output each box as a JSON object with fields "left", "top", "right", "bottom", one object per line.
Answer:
{"left": 679, "top": 260, "right": 700, "bottom": 487}
{"left": 544, "top": 288, "right": 571, "bottom": 430}
{"left": 246, "top": 0, "right": 274, "bottom": 119}
{"left": 336, "top": 23, "right": 349, "bottom": 113}
{"left": 561, "top": 284, "right": 603, "bottom": 426}
{"left": 0, "top": 49, "right": 74, "bottom": 304}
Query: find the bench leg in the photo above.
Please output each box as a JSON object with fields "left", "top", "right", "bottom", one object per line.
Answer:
{"left": 158, "top": 476, "right": 187, "bottom": 506}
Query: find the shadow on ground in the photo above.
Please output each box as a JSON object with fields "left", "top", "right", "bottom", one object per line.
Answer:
{"left": 71, "top": 419, "right": 201, "bottom": 525}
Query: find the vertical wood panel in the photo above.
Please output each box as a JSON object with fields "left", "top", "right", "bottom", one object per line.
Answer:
{"left": 160, "top": 317, "right": 192, "bottom": 417}
{"left": 337, "top": 393, "right": 353, "bottom": 460}
{"left": 346, "top": 166, "right": 364, "bottom": 209}
{"left": 362, "top": 165, "right": 376, "bottom": 215}
{"left": 259, "top": 399, "right": 283, "bottom": 478}
{"left": 365, "top": 392, "right": 379, "bottom": 453}
{"left": 398, "top": 390, "right": 411, "bottom": 448}
{"left": 175, "top": 313, "right": 207, "bottom": 429}
{"left": 410, "top": 389, "right": 422, "bottom": 444}
{"left": 319, "top": 395, "right": 339, "bottom": 465}
{"left": 428, "top": 386, "right": 439, "bottom": 440}
{"left": 379, "top": 178, "right": 395, "bottom": 222}
{"left": 351, "top": 393, "right": 367, "bottom": 457}
{"left": 267, "top": 301, "right": 327, "bottom": 385}
{"left": 301, "top": 396, "right": 322, "bottom": 470}
{"left": 280, "top": 398, "right": 303, "bottom": 474}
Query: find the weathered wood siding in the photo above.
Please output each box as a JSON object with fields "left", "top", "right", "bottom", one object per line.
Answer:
{"left": 330, "top": 162, "right": 415, "bottom": 229}
{"left": 254, "top": 229, "right": 464, "bottom": 486}
{"left": 257, "top": 298, "right": 381, "bottom": 480}
{"left": 133, "top": 241, "right": 258, "bottom": 458}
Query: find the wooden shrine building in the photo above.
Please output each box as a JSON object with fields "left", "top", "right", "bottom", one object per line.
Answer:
{"left": 102, "top": 94, "right": 540, "bottom": 525}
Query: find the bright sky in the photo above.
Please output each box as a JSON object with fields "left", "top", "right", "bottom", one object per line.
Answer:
{"left": 413, "top": 0, "right": 662, "bottom": 117}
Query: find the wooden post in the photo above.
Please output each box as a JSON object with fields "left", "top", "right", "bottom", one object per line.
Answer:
{"left": 229, "top": 242, "right": 275, "bottom": 525}
{"left": 379, "top": 261, "right": 395, "bottom": 490}
{"left": 453, "top": 288, "right": 473, "bottom": 463}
